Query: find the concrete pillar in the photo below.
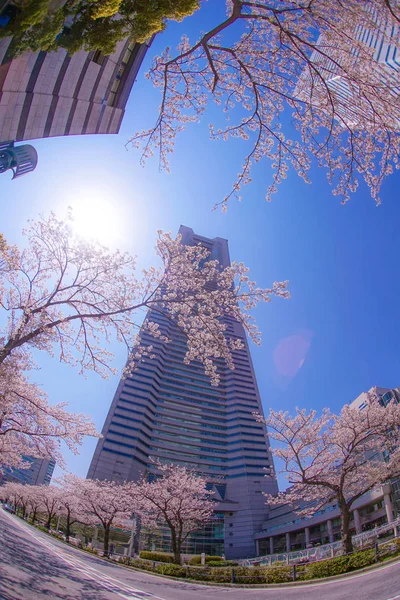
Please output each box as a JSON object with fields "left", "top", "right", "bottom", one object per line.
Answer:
{"left": 305, "top": 527, "right": 310, "bottom": 546}
{"left": 269, "top": 537, "right": 274, "bottom": 555}
{"left": 327, "top": 519, "right": 334, "bottom": 543}
{"left": 353, "top": 509, "right": 362, "bottom": 534}
{"left": 255, "top": 539, "right": 260, "bottom": 556}
{"left": 384, "top": 493, "right": 395, "bottom": 523}
{"left": 286, "top": 532, "right": 291, "bottom": 553}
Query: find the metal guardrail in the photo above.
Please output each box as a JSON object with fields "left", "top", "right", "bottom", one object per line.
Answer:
{"left": 241, "top": 517, "right": 400, "bottom": 567}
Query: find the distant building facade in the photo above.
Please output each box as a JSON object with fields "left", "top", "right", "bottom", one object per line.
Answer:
{"left": 0, "top": 457, "right": 55, "bottom": 486}
{"left": 254, "top": 386, "right": 400, "bottom": 556}
{"left": 295, "top": 7, "right": 400, "bottom": 126}
{"left": 88, "top": 226, "right": 277, "bottom": 559}
{"left": 0, "top": 32, "right": 150, "bottom": 141}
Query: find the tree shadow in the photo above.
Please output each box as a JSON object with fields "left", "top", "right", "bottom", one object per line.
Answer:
{"left": 0, "top": 515, "right": 112, "bottom": 599}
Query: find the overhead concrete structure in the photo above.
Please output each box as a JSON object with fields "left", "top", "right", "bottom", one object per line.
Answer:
{"left": 0, "top": 34, "right": 150, "bottom": 141}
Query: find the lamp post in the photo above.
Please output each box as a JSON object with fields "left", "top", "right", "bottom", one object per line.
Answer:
{"left": 0, "top": 140, "right": 38, "bottom": 179}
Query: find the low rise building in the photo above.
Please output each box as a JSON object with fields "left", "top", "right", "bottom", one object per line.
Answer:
{"left": 255, "top": 386, "right": 400, "bottom": 556}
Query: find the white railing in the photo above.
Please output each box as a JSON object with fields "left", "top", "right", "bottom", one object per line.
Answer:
{"left": 240, "top": 517, "right": 400, "bottom": 566}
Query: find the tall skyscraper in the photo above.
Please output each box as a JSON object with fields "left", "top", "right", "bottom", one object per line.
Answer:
{"left": 0, "top": 457, "right": 55, "bottom": 486}
{"left": 0, "top": 33, "right": 150, "bottom": 141}
{"left": 295, "top": 7, "right": 400, "bottom": 127}
{"left": 88, "top": 226, "right": 277, "bottom": 558}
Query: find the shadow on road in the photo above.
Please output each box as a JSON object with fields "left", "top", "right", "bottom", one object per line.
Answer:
{"left": 0, "top": 516, "right": 109, "bottom": 600}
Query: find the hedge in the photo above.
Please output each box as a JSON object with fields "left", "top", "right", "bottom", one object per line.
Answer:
{"left": 156, "top": 563, "right": 187, "bottom": 577}
{"left": 207, "top": 560, "right": 238, "bottom": 567}
{"left": 188, "top": 555, "right": 224, "bottom": 565}
{"left": 139, "top": 551, "right": 174, "bottom": 563}
{"left": 299, "top": 549, "right": 376, "bottom": 580}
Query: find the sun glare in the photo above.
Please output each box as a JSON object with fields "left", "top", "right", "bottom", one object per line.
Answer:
{"left": 67, "top": 190, "right": 123, "bottom": 248}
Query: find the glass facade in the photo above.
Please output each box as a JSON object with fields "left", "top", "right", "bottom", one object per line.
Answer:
{"left": 88, "top": 227, "right": 278, "bottom": 558}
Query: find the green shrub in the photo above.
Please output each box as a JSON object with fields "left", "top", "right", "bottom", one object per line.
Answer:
{"left": 301, "top": 555, "right": 348, "bottom": 580}
{"left": 188, "top": 554, "right": 223, "bottom": 565}
{"left": 207, "top": 560, "right": 238, "bottom": 567}
{"left": 234, "top": 566, "right": 265, "bottom": 584}
{"left": 185, "top": 566, "right": 212, "bottom": 581}
{"left": 299, "top": 549, "right": 375, "bottom": 581}
{"left": 347, "top": 549, "right": 375, "bottom": 570}
{"left": 37, "top": 525, "right": 48, "bottom": 533}
{"left": 131, "top": 558, "right": 155, "bottom": 572}
{"left": 139, "top": 551, "right": 174, "bottom": 563}
{"left": 155, "top": 563, "right": 186, "bottom": 577}
{"left": 262, "top": 566, "right": 292, "bottom": 584}
{"left": 206, "top": 567, "right": 232, "bottom": 583}
{"left": 83, "top": 546, "right": 98, "bottom": 555}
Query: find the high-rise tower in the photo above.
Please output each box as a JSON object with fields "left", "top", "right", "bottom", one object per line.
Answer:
{"left": 88, "top": 226, "right": 277, "bottom": 558}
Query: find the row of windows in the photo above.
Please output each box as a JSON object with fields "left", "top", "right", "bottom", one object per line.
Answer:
{"left": 110, "top": 420, "right": 269, "bottom": 456}
{"left": 151, "top": 447, "right": 228, "bottom": 463}
{"left": 113, "top": 401, "right": 265, "bottom": 435}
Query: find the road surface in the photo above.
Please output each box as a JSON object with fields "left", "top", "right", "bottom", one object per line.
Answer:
{"left": 1, "top": 509, "right": 400, "bottom": 600}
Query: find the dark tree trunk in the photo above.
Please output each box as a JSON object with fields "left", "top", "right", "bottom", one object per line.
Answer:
{"left": 103, "top": 524, "right": 110, "bottom": 557}
{"left": 340, "top": 502, "right": 353, "bottom": 554}
{"left": 31, "top": 509, "right": 37, "bottom": 524}
{"left": 46, "top": 514, "right": 53, "bottom": 530}
{"left": 170, "top": 530, "right": 181, "bottom": 565}
{"left": 66, "top": 510, "right": 72, "bottom": 542}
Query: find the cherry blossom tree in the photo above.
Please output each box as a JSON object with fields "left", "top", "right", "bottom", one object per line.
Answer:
{"left": 0, "top": 356, "right": 98, "bottom": 472}
{"left": 136, "top": 463, "right": 215, "bottom": 564}
{"left": 55, "top": 475, "right": 90, "bottom": 542}
{"left": 26, "top": 486, "right": 43, "bottom": 525}
{"left": 130, "top": 0, "right": 400, "bottom": 209}
{"left": 1, "top": 482, "right": 30, "bottom": 518}
{"left": 36, "top": 485, "right": 62, "bottom": 530}
{"left": 257, "top": 390, "right": 400, "bottom": 553}
{"left": 70, "top": 476, "right": 133, "bottom": 556}
{"left": 0, "top": 213, "right": 288, "bottom": 384}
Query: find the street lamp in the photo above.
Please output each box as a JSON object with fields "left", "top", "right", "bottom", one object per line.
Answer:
{"left": 0, "top": 140, "right": 38, "bottom": 179}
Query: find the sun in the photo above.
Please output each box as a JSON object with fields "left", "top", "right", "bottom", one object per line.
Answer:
{"left": 67, "top": 190, "right": 124, "bottom": 247}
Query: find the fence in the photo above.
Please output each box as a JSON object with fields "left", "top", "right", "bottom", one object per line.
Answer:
{"left": 240, "top": 517, "right": 400, "bottom": 567}
{"left": 116, "top": 537, "right": 400, "bottom": 584}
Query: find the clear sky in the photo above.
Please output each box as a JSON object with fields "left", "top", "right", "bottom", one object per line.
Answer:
{"left": 1, "top": 3, "right": 400, "bottom": 490}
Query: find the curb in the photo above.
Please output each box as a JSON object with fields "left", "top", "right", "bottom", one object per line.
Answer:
{"left": 7, "top": 512, "right": 400, "bottom": 589}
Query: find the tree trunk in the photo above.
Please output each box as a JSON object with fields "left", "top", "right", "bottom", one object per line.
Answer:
{"left": 66, "top": 513, "right": 71, "bottom": 543}
{"left": 103, "top": 524, "right": 110, "bottom": 557}
{"left": 46, "top": 514, "right": 53, "bottom": 530}
{"left": 340, "top": 503, "right": 353, "bottom": 554}
{"left": 170, "top": 530, "right": 181, "bottom": 565}
{"left": 32, "top": 509, "right": 37, "bottom": 524}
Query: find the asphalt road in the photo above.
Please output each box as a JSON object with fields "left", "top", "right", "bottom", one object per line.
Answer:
{"left": 2, "top": 509, "right": 400, "bottom": 600}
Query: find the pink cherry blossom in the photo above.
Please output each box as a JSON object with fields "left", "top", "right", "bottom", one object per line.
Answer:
{"left": 66, "top": 476, "right": 134, "bottom": 556}
{"left": 0, "top": 213, "right": 288, "bottom": 384}
{"left": 0, "top": 355, "right": 98, "bottom": 472}
{"left": 135, "top": 462, "right": 215, "bottom": 564}
{"left": 129, "top": 0, "right": 400, "bottom": 208}
{"left": 256, "top": 388, "right": 400, "bottom": 553}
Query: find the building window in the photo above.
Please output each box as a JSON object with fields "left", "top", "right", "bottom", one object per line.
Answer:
{"left": 107, "top": 40, "right": 137, "bottom": 107}
{"left": 92, "top": 50, "right": 105, "bottom": 66}
{"left": 0, "top": 3, "right": 19, "bottom": 28}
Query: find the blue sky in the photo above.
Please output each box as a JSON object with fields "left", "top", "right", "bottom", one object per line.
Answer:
{"left": 1, "top": 3, "right": 400, "bottom": 490}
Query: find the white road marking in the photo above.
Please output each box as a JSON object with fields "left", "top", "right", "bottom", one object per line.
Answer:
{"left": 5, "top": 510, "right": 400, "bottom": 598}
{"left": 3, "top": 511, "right": 164, "bottom": 600}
